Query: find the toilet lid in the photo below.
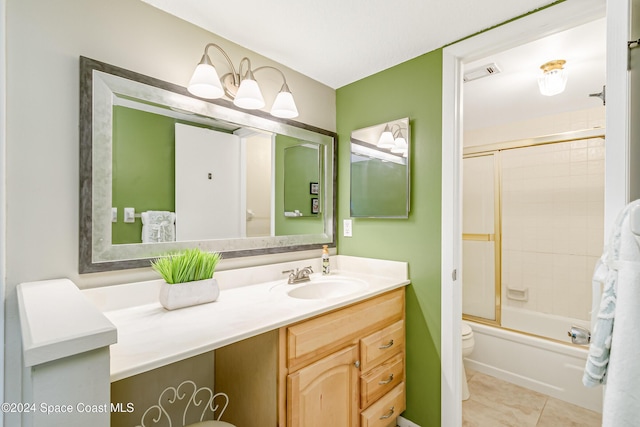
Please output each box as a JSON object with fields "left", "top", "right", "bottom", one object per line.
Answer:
{"left": 461, "top": 321, "right": 473, "bottom": 338}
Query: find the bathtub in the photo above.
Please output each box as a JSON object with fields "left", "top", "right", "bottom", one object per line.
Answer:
{"left": 464, "top": 318, "right": 603, "bottom": 413}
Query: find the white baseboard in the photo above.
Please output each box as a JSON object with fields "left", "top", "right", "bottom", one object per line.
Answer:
{"left": 396, "top": 415, "right": 421, "bottom": 427}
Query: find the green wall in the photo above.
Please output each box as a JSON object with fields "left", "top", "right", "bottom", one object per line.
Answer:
{"left": 337, "top": 50, "right": 443, "bottom": 425}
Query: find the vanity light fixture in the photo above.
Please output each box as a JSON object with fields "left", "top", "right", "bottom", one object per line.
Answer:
{"left": 187, "top": 43, "right": 299, "bottom": 119}
{"left": 538, "top": 59, "right": 567, "bottom": 96}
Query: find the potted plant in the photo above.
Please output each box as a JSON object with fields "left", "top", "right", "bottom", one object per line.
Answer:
{"left": 152, "top": 248, "right": 222, "bottom": 310}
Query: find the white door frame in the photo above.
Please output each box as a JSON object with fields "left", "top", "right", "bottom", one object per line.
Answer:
{"left": 440, "top": 1, "right": 610, "bottom": 425}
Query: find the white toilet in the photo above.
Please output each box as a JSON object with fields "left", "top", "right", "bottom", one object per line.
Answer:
{"left": 461, "top": 321, "right": 475, "bottom": 400}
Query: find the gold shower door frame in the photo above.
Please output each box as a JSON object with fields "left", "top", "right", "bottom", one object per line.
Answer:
{"left": 462, "top": 151, "right": 502, "bottom": 326}
{"left": 461, "top": 129, "right": 605, "bottom": 329}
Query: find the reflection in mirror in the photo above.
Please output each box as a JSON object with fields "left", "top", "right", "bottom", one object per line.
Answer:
{"left": 350, "top": 118, "right": 410, "bottom": 218}
{"left": 280, "top": 141, "right": 323, "bottom": 235}
{"left": 79, "top": 57, "right": 336, "bottom": 273}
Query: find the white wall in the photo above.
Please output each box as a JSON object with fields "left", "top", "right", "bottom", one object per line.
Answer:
{"left": 4, "top": 0, "right": 335, "bottom": 425}
{"left": 464, "top": 106, "right": 605, "bottom": 147}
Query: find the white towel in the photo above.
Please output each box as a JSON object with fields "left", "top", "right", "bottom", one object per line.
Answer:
{"left": 141, "top": 211, "right": 176, "bottom": 243}
{"left": 584, "top": 200, "right": 640, "bottom": 426}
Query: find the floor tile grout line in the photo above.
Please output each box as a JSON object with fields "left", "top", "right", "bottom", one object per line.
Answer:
{"left": 535, "top": 396, "right": 549, "bottom": 427}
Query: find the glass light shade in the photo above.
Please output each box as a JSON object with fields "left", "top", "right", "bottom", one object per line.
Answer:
{"left": 271, "top": 90, "right": 299, "bottom": 118}
{"left": 234, "top": 78, "right": 265, "bottom": 109}
{"left": 377, "top": 125, "right": 395, "bottom": 148}
{"left": 390, "top": 135, "right": 407, "bottom": 154}
{"left": 393, "top": 136, "right": 407, "bottom": 149}
{"left": 538, "top": 68, "right": 567, "bottom": 96}
{"left": 188, "top": 63, "right": 224, "bottom": 99}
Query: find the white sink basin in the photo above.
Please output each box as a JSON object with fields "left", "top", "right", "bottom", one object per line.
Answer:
{"left": 287, "top": 277, "right": 368, "bottom": 300}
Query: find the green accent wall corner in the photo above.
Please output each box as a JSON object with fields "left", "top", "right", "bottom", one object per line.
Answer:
{"left": 337, "top": 49, "right": 443, "bottom": 426}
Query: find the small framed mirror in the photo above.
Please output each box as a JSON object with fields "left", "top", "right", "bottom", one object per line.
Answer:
{"left": 349, "top": 118, "right": 410, "bottom": 218}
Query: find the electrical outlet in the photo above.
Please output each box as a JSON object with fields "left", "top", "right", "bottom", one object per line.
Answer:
{"left": 343, "top": 219, "right": 352, "bottom": 237}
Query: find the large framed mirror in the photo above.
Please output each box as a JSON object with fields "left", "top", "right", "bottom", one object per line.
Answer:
{"left": 80, "top": 57, "right": 336, "bottom": 273}
{"left": 350, "top": 118, "right": 410, "bottom": 218}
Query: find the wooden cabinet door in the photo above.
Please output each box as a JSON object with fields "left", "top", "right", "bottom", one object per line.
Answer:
{"left": 288, "top": 345, "right": 359, "bottom": 427}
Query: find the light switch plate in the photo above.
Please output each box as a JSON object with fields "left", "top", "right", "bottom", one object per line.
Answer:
{"left": 111, "top": 207, "right": 117, "bottom": 223}
{"left": 343, "top": 219, "right": 352, "bottom": 237}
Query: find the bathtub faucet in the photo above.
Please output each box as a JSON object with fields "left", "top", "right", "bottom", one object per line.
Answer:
{"left": 568, "top": 325, "right": 591, "bottom": 345}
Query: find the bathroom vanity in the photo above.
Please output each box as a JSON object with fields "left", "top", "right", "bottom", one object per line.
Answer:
{"left": 17, "top": 256, "right": 408, "bottom": 427}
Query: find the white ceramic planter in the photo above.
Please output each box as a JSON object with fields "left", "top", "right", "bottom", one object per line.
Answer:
{"left": 159, "top": 278, "right": 219, "bottom": 310}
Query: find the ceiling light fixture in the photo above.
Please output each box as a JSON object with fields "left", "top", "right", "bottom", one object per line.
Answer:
{"left": 538, "top": 59, "right": 567, "bottom": 97}
{"left": 187, "top": 43, "right": 299, "bottom": 119}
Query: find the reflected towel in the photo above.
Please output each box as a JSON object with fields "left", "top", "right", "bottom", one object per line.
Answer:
{"left": 141, "top": 211, "right": 176, "bottom": 243}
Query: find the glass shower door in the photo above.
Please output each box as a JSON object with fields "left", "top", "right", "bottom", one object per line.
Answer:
{"left": 462, "top": 153, "right": 500, "bottom": 322}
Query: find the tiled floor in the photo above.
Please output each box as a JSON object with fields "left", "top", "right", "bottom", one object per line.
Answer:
{"left": 462, "top": 370, "right": 602, "bottom": 427}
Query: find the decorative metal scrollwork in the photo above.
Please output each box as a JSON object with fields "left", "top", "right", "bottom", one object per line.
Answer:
{"left": 135, "top": 380, "right": 229, "bottom": 427}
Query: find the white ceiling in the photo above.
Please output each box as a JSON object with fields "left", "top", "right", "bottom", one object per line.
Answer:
{"left": 463, "top": 18, "right": 607, "bottom": 131}
{"left": 141, "top": 0, "right": 605, "bottom": 131}
{"left": 142, "top": 0, "right": 556, "bottom": 89}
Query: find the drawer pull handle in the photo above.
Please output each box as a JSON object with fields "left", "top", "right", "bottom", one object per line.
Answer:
{"left": 379, "top": 339, "right": 394, "bottom": 349}
{"left": 380, "top": 406, "right": 395, "bottom": 420}
{"left": 378, "top": 373, "right": 394, "bottom": 385}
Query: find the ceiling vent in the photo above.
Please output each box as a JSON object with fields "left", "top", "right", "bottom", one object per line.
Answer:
{"left": 463, "top": 63, "right": 502, "bottom": 83}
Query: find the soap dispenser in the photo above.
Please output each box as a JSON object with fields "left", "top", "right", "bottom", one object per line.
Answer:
{"left": 322, "top": 245, "right": 330, "bottom": 275}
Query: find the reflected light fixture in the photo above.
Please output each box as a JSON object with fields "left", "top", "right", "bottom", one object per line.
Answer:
{"left": 390, "top": 129, "right": 408, "bottom": 154}
{"left": 377, "top": 124, "right": 395, "bottom": 148}
{"left": 538, "top": 59, "right": 567, "bottom": 97}
{"left": 378, "top": 123, "right": 408, "bottom": 155}
{"left": 187, "top": 43, "right": 299, "bottom": 118}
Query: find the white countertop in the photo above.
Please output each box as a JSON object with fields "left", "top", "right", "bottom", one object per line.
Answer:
{"left": 17, "top": 279, "right": 117, "bottom": 367}
{"left": 84, "top": 255, "right": 409, "bottom": 382}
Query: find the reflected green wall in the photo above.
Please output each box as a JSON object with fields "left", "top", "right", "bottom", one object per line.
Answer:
{"left": 351, "top": 158, "right": 407, "bottom": 217}
{"left": 337, "top": 50, "right": 443, "bottom": 425}
{"left": 111, "top": 107, "right": 217, "bottom": 244}
{"left": 112, "top": 107, "right": 175, "bottom": 244}
{"left": 275, "top": 135, "right": 324, "bottom": 235}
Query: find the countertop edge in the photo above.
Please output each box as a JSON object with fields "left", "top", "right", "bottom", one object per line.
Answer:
{"left": 17, "top": 279, "right": 118, "bottom": 367}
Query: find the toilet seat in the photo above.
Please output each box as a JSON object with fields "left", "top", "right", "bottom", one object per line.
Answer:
{"left": 461, "top": 321, "right": 474, "bottom": 401}
{"left": 461, "top": 321, "right": 473, "bottom": 339}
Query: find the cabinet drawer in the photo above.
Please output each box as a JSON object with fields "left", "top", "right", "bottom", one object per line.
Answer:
{"left": 287, "top": 289, "right": 404, "bottom": 371}
{"left": 360, "top": 353, "right": 404, "bottom": 409}
{"left": 360, "top": 320, "right": 404, "bottom": 372}
{"left": 360, "top": 382, "right": 405, "bottom": 427}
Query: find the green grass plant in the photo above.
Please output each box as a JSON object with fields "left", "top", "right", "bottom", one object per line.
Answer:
{"left": 151, "top": 249, "right": 222, "bottom": 284}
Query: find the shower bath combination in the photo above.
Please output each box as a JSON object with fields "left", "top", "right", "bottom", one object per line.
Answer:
{"left": 461, "top": 129, "right": 606, "bottom": 411}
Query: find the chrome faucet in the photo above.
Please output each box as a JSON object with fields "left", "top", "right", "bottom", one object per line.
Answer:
{"left": 282, "top": 266, "right": 313, "bottom": 284}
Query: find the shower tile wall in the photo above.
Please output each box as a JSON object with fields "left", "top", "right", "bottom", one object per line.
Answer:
{"left": 501, "top": 138, "right": 604, "bottom": 322}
